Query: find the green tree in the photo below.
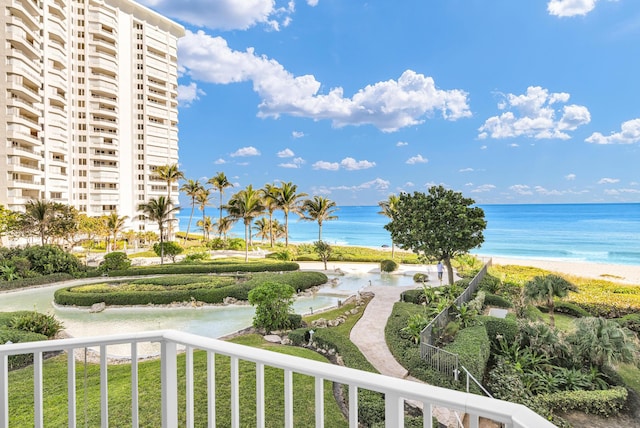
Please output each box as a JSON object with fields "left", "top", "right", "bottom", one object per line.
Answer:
{"left": 216, "top": 216, "right": 236, "bottom": 242}
{"left": 262, "top": 183, "right": 280, "bottom": 247}
{"left": 77, "top": 214, "right": 105, "bottom": 254}
{"left": 300, "top": 196, "right": 338, "bottom": 241}
{"left": 378, "top": 194, "right": 400, "bottom": 258}
{"left": 180, "top": 179, "right": 204, "bottom": 244}
{"left": 248, "top": 281, "right": 296, "bottom": 333}
{"left": 313, "top": 240, "right": 332, "bottom": 270}
{"left": 524, "top": 274, "right": 578, "bottom": 329}
{"left": 567, "top": 317, "right": 639, "bottom": 369}
{"left": 208, "top": 172, "right": 233, "bottom": 237}
{"left": 153, "top": 164, "right": 184, "bottom": 239}
{"left": 226, "top": 185, "right": 264, "bottom": 261}
{"left": 195, "top": 187, "right": 212, "bottom": 242}
{"left": 103, "top": 212, "right": 129, "bottom": 252}
{"left": 138, "top": 196, "right": 179, "bottom": 264}
{"left": 152, "top": 241, "right": 183, "bottom": 263}
{"left": 384, "top": 186, "right": 486, "bottom": 285}
{"left": 0, "top": 205, "right": 20, "bottom": 246}
{"left": 100, "top": 251, "right": 131, "bottom": 272}
{"left": 275, "top": 182, "right": 307, "bottom": 247}
{"left": 252, "top": 218, "right": 272, "bottom": 244}
{"left": 21, "top": 200, "right": 78, "bottom": 246}
{"left": 197, "top": 216, "right": 215, "bottom": 241}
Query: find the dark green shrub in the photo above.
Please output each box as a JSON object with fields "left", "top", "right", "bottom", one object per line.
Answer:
{"left": 153, "top": 242, "right": 184, "bottom": 262}
{"left": 183, "top": 252, "right": 209, "bottom": 263}
{"left": 479, "top": 315, "right": 518, "bottom": 348}
{"left": 100, "top": 252, "right": 131, "bottom": 272}
{"left": 523, "top": 304, "right": 544, "bottom": 321}
{"left": 9, "top": 256, "right": 32, "bottom": 277}
{"left": 0, "top": 311, "right": 32, "bottom": 327}
{"left": 553, "top": 301, "right": 590, "bottom": 318}
{"left": 413, "top": 272, "right": 428, "bottom": 283}
{"left": 484, "top": 293, "right": 513, "bottom": 308}
{"left": 8, "top": 311, "right": 64, "bottom": 338}
{"left": 21, "top": 245, "right": 81, "bottom": 276}
{"left": 206, "top": 238, "right": 225, "bottom": 250}
{"left": 443, "top": 325, "right": 490, "bottom": 383}
{"left": 479, "top": 273, "right": 501, "bottom": 294}
{"left": 107, "top": 261, "right": 300, "bottom": 276}
{"left": 287, "top": 313, "right": 303, "bottom": 330}
{"left": 287, "top": 328, "right": 310, "bottom": 345}
{"left": 380, "top": 259, "right": 398, "bottom": 272}
{"left": 227, "top": 238, "right": 245, "bottom": 251}
{"left": 249, "top": 282, "right": 296, "bottom": 333}
{"left": 401, "top": 289, "right": 424, "bottom": 304}
{"left": 532, "top": 386, "right": 627, "bottom": 417}
{"left": 0, "top": 273, "right": 74, "bottom": 291}
{"left": 0, "top": 327, "right": 49, "bottom": 370}
{"left": 615, "top": 313, "right": 640, "bottom": 334}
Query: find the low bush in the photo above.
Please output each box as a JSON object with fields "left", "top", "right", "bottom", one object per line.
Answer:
{"left": 183, "top": 252, "right": 209, "bottom": 263}
{"left": 478, "top": 315, "right": 518, "bottom": 348}
{"left": 615, "top": 313, "right": 640, "bottom": 334}
{"left": 484, "top": 293, "right": 513, "bottom": 308}
{"left": 107, "top": 260, "right": 300, "bottom": 276}
{"left": 533, "top": 386, "right": 628, "bottom": 418}
{"left": 100, "top": 252, "right": 131, "bottom": 272}
{"left": 442, "top": 325, "right": 490, "bottom": 383}
{"left": 153, "top": 242, "right": 184, "bottom": 262}
{"left": 380, "top": 259, "right": 399, "bottom": 272}
{"left": 413, "top": 272, "right": 428, "bottom": 283}
{"left": 401, "top": 289, "right": 424, "bottom": 304}
{"left": 0, "top": 327, "right": 49, "bottom": 370}
{"left": 545, "top": 301, "right": 590, "bottom": 318}
{"left": 20, "top": 245, "right": 81, "bottom": 276}
{"left": 8, "top": 311, "right": 64, "bottom": 338}
{"left": 0, "top": 273, "right": 74, "bottom": 291}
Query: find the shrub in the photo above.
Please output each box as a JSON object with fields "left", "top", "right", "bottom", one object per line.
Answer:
{"left": 287, "top": 328, "right": 310, "bottom": 346}
{"left": 21, "top": 245, "right": 81, "bottom": 276}
{"left": 0, "top": 273, "right": 74, "bottom": 291}
{"left": 8, "top": 311, "right": 63, "bottom": 339}
{"left": 0, "top": 327, "right": 49, "bottom": 370}
{"left": 227, "top": 238, "right": 245, "bottom": 251}
{"left": 107, "top": 260, "right": 300, "bottom": 276}
{"left": 153, "top": 241, "right": 184, "bottom": 262}
{"left": 100, "top": 252, "right": 131, "bottom": 272}
{"left": 615, "top": 313, "right": 640, "bottom": 334}
{"left": 478, "top": 273, "right": 502, "bottom": 294}
{"left": 484, "top": 293, "right": 513, "bottom": 308}
{"left": 532, "top": 386, "right": 627, "bottom": 418}
{"left": 553, "top": 301, "right": 590, "bottom": 318}
{"left": 479, "top": 315, "right": 518, "bottom": 348}
{"left": 249, "top": 282, "right": 296, "bottom": 333}
{"left": 401, "top": 289, "right": 424, "bottom": 304}
{"left": 206, "top": 238, "right": 225, "bottom": 250}
{"left": 413, "top": 272, "right": 428, "bottom": 283}
{"left": 183, "top": 252, "right": 209, "bottom": 263}
{"left": 380, "top": 259, "right": 398, "bottom": 272}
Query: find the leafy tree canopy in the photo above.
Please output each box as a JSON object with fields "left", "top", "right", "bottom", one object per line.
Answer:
{"left": 384, "top": 186, "right": 486, "bottom": 284}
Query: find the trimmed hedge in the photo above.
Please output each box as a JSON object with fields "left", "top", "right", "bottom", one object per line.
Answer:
{"left": 380, "top": 259, "right": 399, "bottom": 272}
{"left": 54, "top": 271, "right": 328, "bottom": 307}
{"left": 478, "top": 315, "right": 518, "bottom": 347}
{"left": 0, "top": 327, "right": 49, "bottom": 370}
{"left": 483, "top": 293, "right": 513, "bottom": 308}
{"left": 615, "top": 313, "right": 640, "bottom": 334}
{"left": 533, "top": 386, "right": 628, "bottom": 418}
{"left": 0, "top": 273, "right": 74, "bottom": 291}
{"left": 401, "top": 289, "right": 424, "bottom": 304}
{"left": 107, "top": 261, "right": 300, "bottom": 276}
{"left": 442, "top": 325, "right": 490, "bottom": 384}
{"left": 542, "top": 301, "right": 590, "bottom": 318}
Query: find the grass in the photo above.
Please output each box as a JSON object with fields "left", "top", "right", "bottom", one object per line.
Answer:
{"left": 539, "top": 312, "right": 577, "bottom": 332}
{"left": 616, "top": 363, "right": 640, "bottom": 394}
{"left": 7, "top": 335, "right": 347, "bottom": 427}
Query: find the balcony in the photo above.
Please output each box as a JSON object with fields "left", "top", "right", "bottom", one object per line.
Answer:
{"left": 0, "top": 331, "right": 553, "bottom": 428}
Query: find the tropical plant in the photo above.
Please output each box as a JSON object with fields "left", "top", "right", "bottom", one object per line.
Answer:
{"left": 21, "top": 200, "right": 78, "bottom": 246}
{"left": 378, "top": 194, "right": 400, "bottom": 258}
{"left": 152, "top": 241, "right": 183, "bottom": 263}
{"left": 384, "top": 186, "right": 486, "bottom": 284}
{"left": 194, "top": 187, "right": 212, "bottom": 241}
{"left": 452, "top": 303, "right": 477, "bottom": 328}
{"left": 524, "top": 274, "right": 578, "bottom": 328}
{"left": 100, "top": 251, "right": 131, "bottom": 272}
{"left": 275, "top": 182, "right": 307, "bottom": 247}
{"left": 208, "top": 172, "right": 233, "bottom": 237}
{"left": 300, "top": 196, "right": 338, "bottom": 241}
{"left": 153, "top": 164, "right": 184, "bottom": 239}
{"left": 138, "top": 196, "right": 180, "bottom": 264}
{"left": 197, "top": 216, "right": 214, "bottom": 241}
{"left": 226, "top": 185, "right": 264, "bottom": 261}
{"left": 262, "top": 183, "right": 280, "bottom": 247}
{"left": 216, "top": 216, "right": 236, "bottom": 242}
{"left": 313, "top": 240, "right": 332, "bottom": 270}
{"left": 0, "top": 205, "right": 20, "bottom": 246}
{"left": 248, "top": 281, "right": 296, "bottom": 333}
{"left": 179, "top": 179, "right": 204, "bottom": 244}
{"left": 9, "top": 311, "right": 64, "bottom": 339}
{"left": 103, "top": 212, "right": 129, "bottom": 252}
{"left": 402, "top": 314, "right": 429, "bottom": 344}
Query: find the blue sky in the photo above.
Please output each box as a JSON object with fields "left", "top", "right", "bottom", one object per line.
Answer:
{"left": 139, "top": 0, "right": 640, "bottom": 206}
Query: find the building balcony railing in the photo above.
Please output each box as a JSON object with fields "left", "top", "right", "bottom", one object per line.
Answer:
{"left": 0, "top": 330, "right": 556, "bottom": 428}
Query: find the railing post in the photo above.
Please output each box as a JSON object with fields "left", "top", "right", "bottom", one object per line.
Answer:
{"left": 384, "top": 392, "right": 404, "bottom": 427}
{"left": 161, "top": 340, "right": 178, "bottom": 428}
{"left": 67, "top": 350, "right": 76, "bottom": 428}
{"left": 0, "top": 354, "right": 8, "bottom": 428}
{"left": 34, "top": 352, "right": 43, "bottom": 428}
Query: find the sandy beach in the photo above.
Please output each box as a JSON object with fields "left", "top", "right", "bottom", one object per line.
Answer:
{"left": 479, "top": 255, "right": 640, "bottom": 285}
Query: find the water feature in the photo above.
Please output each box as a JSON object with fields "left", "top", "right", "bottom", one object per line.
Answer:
{"left": 0, "top": 268, "right": 423, "bottom": 343}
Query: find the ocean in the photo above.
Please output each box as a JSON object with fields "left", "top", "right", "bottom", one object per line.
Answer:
{"left": 177, "top": 203, "right": 640, "bottom": 266}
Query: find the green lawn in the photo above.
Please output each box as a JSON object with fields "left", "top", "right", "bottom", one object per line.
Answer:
{"left": 7, "top": 335, "right": 347, "bottom": 427}
{"left": 538, "top": 312, "right": 577, "bottom": 332}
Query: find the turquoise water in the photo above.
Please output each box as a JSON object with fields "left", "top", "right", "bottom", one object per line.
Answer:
{"left": 179, "top": 203, "right": 640, "bottom": 266}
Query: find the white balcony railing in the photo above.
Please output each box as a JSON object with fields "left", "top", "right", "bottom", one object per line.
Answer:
{"left": 0, "top": 330, "right": 556, "bottom": 428}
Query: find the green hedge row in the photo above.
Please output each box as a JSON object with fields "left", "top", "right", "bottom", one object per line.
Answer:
{"left": 532, "top": 386, "right": 628, "bottom": 418}
{"left": 442, "top": 325, "right": 490, "bottom": 384}
{"left": 0, "top": 327, "right": 49, "bottom": 371}
{"left": 478, "top": 315, "right": 518, "bottom": 347}
{"left": 54, "top": 272, "right": 328, "bottom": 307}
{"left": 483, "top": 293, "right": 513, "bottom": 308}
{"left": 615, "top": 313, "right": 640, "bottom": 334}
{"left": 107, "top": 261, "right": 300, "bottom": 276}
{"left": 0, "top": 273, "right": 74, "bottom": 291}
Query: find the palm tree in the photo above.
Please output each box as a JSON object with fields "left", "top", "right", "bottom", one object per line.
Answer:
{"left": 104, "top": 212, "right": 129, "bottom": 252}
{"left": 154, "top": 164, "right": 184, "bottom": 239}
{"left": 208, "top": 172, "right": 233, "bottom": 237}
{"left": 252, "top": 218, "right": 272, "bottom": 243}
{"left": 216, "top": 216, "right": 236, "bottom": 242}
{"left": 262, "top": 183, "right": 280, "bottom": 247}
{"left": 194, "top": 187, "right": 212, "bottom": 242}
{"left": 300, "top": 196, "right": 338, "bottom": 241}
{"left": 196, "top": 216, "right": 215, "bottom": 241}
{"left": 378, "top": 194, "right": 400, "bottom": 258}
{"left": 138, "top": 196, "right": 179, "bottom": 264}
{"left": 180, "top": 179, "right": 204, "bottom": 244}
{"left": 568, "top": 317, "right": 639, "bottom": 369}
{"left": 23, "top": 199, "right": 54, "bottom": 245}
{"left": 275, "top": 182, "right": 307, "bottom": 247}
{"left": 524, "top": 274, "right": 578, "bottom": 328}
{"left": 226, "top": 185, "right": 264, "bottom": 261}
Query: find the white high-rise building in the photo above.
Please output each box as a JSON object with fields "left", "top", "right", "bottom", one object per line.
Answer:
{"left": 0, "top": 0, "right": 184, "bottom": 233}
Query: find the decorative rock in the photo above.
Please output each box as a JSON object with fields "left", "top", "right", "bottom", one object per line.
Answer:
{"left": 263, "top": 335, "right": 282, "bottom": 344}
{"left": 311, "top": 318, "right": 328, "bottom": 328}
{"left": 89, "top": 302, "right": 106, "bottom": 313}
{"left": 223, "top": 297, "right": 237, "bottom": 305}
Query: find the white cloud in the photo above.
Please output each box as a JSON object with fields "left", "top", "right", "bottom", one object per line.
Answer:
{"left": 178, "top": 31, "right": 471, "bottom": 132}
{"left": 333, "top": 178, "right": 390, "bottom": 192}
{"left": 406, "top": 154, "right": 428, "bottom": 164}
{"left": 535, "top": 186, "right": 564, "bottom": 196}
{"left": 139, "top": 0, "right": 292, "bottom": 31}
{"left": 214, "top": 158, "right": 226, "bottom": 165}
{"left": 510, "top": 184, "right": 533, "bottom": 195}
{"left": 586, "top": 118, "right": 640, "bottom": 144}
{"left": 292, "top": 131, "right": 305, "bottom": 139}
{"left": 312, "top": 161, "right": 340, "bottom": 171}
{"left": 279, "top": 157, "right": 306, "bottom": 169}
{"left": 547, "top": 0, "right": 598, "bottom": 17}
{"left": 341, "top": 157, "right": 376, "bottom": 170}
{"left": 459, "top": 168, "right": 474, "bottom": 173}
{"left": 177, "top": 82, "right": 205, "bottom": 107}
{"left": 478, "top": 86, "right": 590, "bottom": 140}
{"left": 604, "top": 188, "right": 640, "bottom": 195}
{"left": 598, "top": 177, "right": 620, "bottom": 184}
{"left": 565, "top": 173, "right": 576, "bottom": 180}
{"left": 307, "top": 0, "right": 319, "bottom": 6}
{"left": 396, "top": 141, "right": 409, "bottom": 147}
{"left": 277, "top": 148, "right": 295, "bottom": 158}
{"left": 231, "top": 146, "right": 260, "bottom": 157}
{"left": 471, "top": 184, "right": 496, "bottom": 193}
{"left": 405, "top": 182, "right": 415, "bottom": 187}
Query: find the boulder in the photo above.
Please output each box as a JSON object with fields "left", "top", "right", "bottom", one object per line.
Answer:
{"left": 89, "top": 302, "right": 106, "bottom": 313}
